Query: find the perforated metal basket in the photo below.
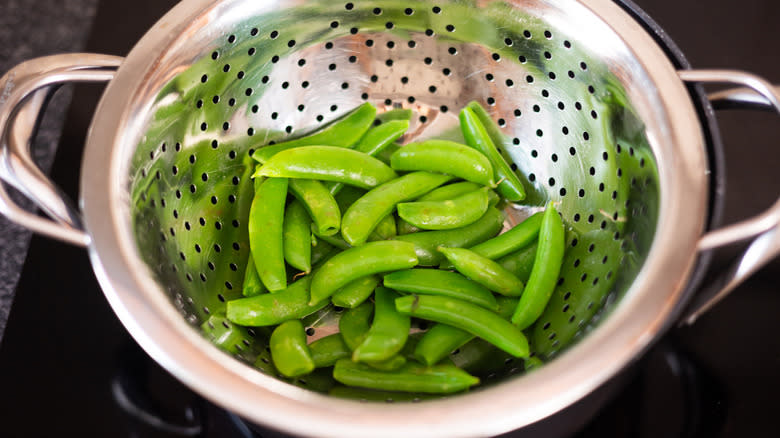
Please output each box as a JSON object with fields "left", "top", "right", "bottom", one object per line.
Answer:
{"left": 2, "top": 0, "right": 779, "bottom": 437}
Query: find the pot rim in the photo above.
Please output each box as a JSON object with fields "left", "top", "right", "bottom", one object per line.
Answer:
{"left": 80, "top": 0, "right": 709, "bottom": 436}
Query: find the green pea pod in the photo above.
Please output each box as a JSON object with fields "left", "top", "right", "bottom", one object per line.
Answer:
{"left": 375, "top": 143, "right": 401, "bottom": 166}
{"left": 366, "top": 355, "right": 407, "bottom": 371}
{"left": 438, "top": 247, "right": 524, "bottom": 297}
{"left": 460, "top": 106, "right": 526, "bottom": 201}
{"left": 487, "top": 190, "right": 501, "bottom": 207}
{"left": 414, "top": 296, "right": 518, "bottom": 366}
{"left": 331, "top": 275, "right": 381, "bottom": 308}
{"left": 450, "top": 337, "right": 516, "bottom": 376}
{"left": 334, "top": 185, "right": 366, "bottom": 212}
{"left": 288, "top": 179, "right": 341, "bottom": 236}
{"left": 474, "top": 212, "right": 542, "bottom": 259}
{"left": 248, "top": 177, "right": 287, "bottom": 292}
{"left": 524, "top": 356, "right": 544, "bottom": 372}
{"left": 201, "top": 315, "right": 255, "bottom": 355}
{"left": 311, "top": 228, "right": 351, "bottom": 250}
{"left": 270, "top": 320, "right": 315, "bottom": 378}
{"left": 309, "top": 333, "right": 351, "bottom": 368}
{"left": 375, "top": 108, "right": 413, "bottom": 124}
{"left": 333, "top": 359, "right": 479, "bottom": 394}
{"left": 339, "top": 301, "right": 374, "bottom": 351}
{"left": 440, "top": 212, "right": 542, "bottom": 270}
{"left": 252, "top": 102, "right": 377, "bottom": 163}
{"left": 242, "top": 256, "right": 267, "bottom": 297}
{"left": 383, "top": 269, "right": 498, "bottom": 310}
{"left": 512, "top": 203, "right": 566, "bottom": 329}
{"left": 329, "top": 120, "right": 410, "bottom": 195}
{"left": 397, "top": 187, "right": 490, "bottom": 230}
{"left": 254, "top": 146, "right": 397, "bottom": 189}
{"left": 396, "top": 217, "right": 420, "bottom": 235}
{"left": 226, "top": 276, "right": 329, "bottom": 326}
{"left": 395, "top": 295, "right": 529, "bottom": 358}
{"left": 394, "top": 207, "right": 505, "bottom": 266}
{"left": 368, "top": 214, "right": 397, "bottom": 241}
{"left": 311, "top": 241, "right": 419, "bottom": 304}
{"left": 417, "top": 181, "right": 481, "bottom": 202}
{"left": 310, "top": 240, "right": 337, "bottom": 267}
{"left": 342, "top": 171, "right": 453, "bottom": 246}
{"left": 352, "top": 287, "right": 411, "bottom": 363}
{"left": 283, "top": 200, "right": 312, "bottom": 273}
{"left": 497, "top": 243, "right": 538, "bottom": 283}
{"left": 390, "top": 140, "right": 494, "bottom": 186}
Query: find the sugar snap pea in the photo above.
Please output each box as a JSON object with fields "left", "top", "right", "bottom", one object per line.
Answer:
{"left": 416, "top": 181, "right": 481, "bottom": 202}
{"left": 334, "top": 184, "right": 365, "bottom": 212}
{"left": 390, "top": 140, "right": 494, "bottom": 186}
{"left": 283, "top": 200, "right": 312, "bottom": 273}
{"left": 364, "top": 355, "right": 407, "bottom": 371}
{"left": 331, "top": 274, "right": 380, "bottom": 308}
{"left": 226, "top": 276, "right": 329, "bottom": 326}
{"left": 395, "top": 295, "right": 529, "bottom": 358}
{"left": 252, "top": 102, "right": 376, "bottom": 163}
{"left": 393, "top": 207, "right": 504, "bottom": 266}
{"left": 356, "top": 120, "right": 408, "bottom": 156}
{"left": 450, "top": 337, "right": 516, "bottom": 376}
{"left": 288, "top": 178, "right": 341, "bottom": 236}
{"left": 201, "top": 315, "right": 256, "bottom": 355}
{"left": 329, "top": 120, "right": 409, "bottom": 195}
{"left": 368, "top": 213, "right": 397, "bottom": 241}
{"left": 332, "top": 359, "right": 479, "bottom": 394}
{"left": 438, "top": 247, "right": 524, "bottom": 297}
{"left": 467, "top": 212, "right": 542, "bottom": 260}
{"left": 270, "top": 320, "right": 315, "bottom": 378}
{"left": 383, "top": 269, "right": 498, "bottom": 310}
{"left": 310, "top": 240, "right": 337, "bottom": 267}
{"left": 254, "top": 146, "right": 398, "bottom": 189}
{"left": 338, "top": 301, "right": 374, "bottom": 351}
{"left": 512, "top": 203, "right": 565, "bottom": 329}
{"left": 309, "top": 333, "right": 350, "bottom": 368}
{"left": 248, "top": 177, "right": 287, "bottom": 291}
{"left": 310, "top": 228, "right": 351, "bottom": 250}
{"left": 352, "top": 287, "right": 411, "bottom": 363}
{"left": 440, "top": 212, "right": 542, "bottom": 270}
{"left": 375, "top": 142, "right": 401, "bottom": 166}
{"left": 375, "top": 108, "right": 413, "bottom": 124}
{"left": 341, "top": 171, "right": 453, "bottom": 246}
{"left": 397, "top": 187, "right": 490, "bottom": 230}
{"left": 310, "top": 241, "right": 418, "bottom": 304}
{"left": 396, "top": 217, "right": 420, "bottom": 235}
{"left": 497, "top": 243, "right": 538, "bottom": 283}
{"left": 242, "top": 256, "right": 267, "bottom": 297}
{"left": 460, "top": 106, "right": 526, "bottom": 201}
{"left": 413, "top": 297, "right": 518, "bottom": 366}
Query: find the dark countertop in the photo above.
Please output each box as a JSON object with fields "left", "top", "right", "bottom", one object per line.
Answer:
{"left": 0, "top": 0, "right": 98, "bottom": 339}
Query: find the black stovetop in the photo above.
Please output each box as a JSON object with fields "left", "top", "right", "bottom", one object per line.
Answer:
{"left": 1, "top": 1, "right": 779, "bottom": 437}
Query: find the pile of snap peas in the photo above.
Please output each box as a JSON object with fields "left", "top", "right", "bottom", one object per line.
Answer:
{"left": 221, "top": 101, "right": 566, "bottom": 396}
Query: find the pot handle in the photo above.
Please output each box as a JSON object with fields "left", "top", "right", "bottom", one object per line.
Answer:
{"left": 0, "top": 54, "right": 122, "bottom": 247}
{"left": 677, "top": 70, "right": 780, "bottom": 324}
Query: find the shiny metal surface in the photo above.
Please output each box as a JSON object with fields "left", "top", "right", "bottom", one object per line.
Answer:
{"left": 74, "top": 0, "right": 712, "bottom": 436}
{"left": 0, "top": 54, "right": 122, "bottom": 246}
{"left": 709, "top": 85, "right": 780, "bottom": 111}
{"left": 676, "top": 70, "right": 780, "bottom": 325}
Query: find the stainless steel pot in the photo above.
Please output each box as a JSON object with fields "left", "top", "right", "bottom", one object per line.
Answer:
{"left": 1, "top": 0, "right": 778, "bottom": 437}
